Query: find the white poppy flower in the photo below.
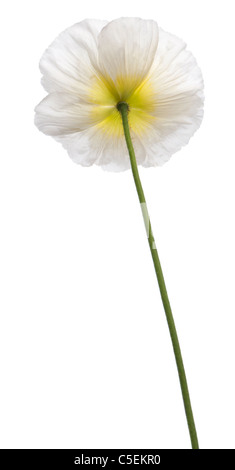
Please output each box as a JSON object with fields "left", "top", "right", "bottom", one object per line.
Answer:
{"left": 35, "top": 17, "right": 204, "bottom": 171}
{"left": 35, "top": 17, "right": 203, "bottom": 448}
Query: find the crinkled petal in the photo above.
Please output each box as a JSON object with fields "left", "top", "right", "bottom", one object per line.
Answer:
{"left": 96, "top": 132, "right": 146, "bottom": 171}
{"left": 34, "top": 92, "right": 113, "bottom": 136}
{"left": 55, "top": 125, "right": 146, "bottom": 172}
{"left": 97, "top": 17, "right": 159, "bottom": 99}
{"left": 150, "top": 28, "right": 204, "bottom": 109}
{"left": 141, "top": 27, "right": 204, "bottom": 166}
{"left": 141, "top": 111, "right": 203, "bottom": 168}
{"left": 55, "top": 128, "right": 101, "bottom": 167}
{"left": 39, "top": 19, "right": 107, "bottom": 95}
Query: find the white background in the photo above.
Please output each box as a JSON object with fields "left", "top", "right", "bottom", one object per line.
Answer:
{"left": 0, "top": 0, "right": 234, "bottom": 450}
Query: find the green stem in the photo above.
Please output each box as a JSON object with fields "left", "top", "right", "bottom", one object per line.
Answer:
{"left": 117, "top": 102, "right": 199, "bottom": 449}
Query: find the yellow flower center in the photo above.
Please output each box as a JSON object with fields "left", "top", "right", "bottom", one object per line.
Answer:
{"left": 88, "top": 73, "right": 156, "bottom": 138}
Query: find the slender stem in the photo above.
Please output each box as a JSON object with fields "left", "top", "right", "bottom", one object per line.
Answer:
{"left": 117, "top": 102, "right": 199, "bottom": 449}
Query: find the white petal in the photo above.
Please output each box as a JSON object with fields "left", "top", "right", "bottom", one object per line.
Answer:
{"left": 141, "top": 28, "right": 204, "bottom": 166}
{"left": 97, "top": 17, "right": 159, "bottom": 99}
{"left": 150, "top": 28, "right": 204, "bottom": 107}
{"left": 56, "top": 128, "right": 101, "bottom": 167}
{"left": 141, "top": 113, "right": 202, "bottom": 168}
{"left": 34, "top": 92, "right": 112, "bottom": 136}
{"left": 39, "top": 19, "right": 107, "bottom": 94}
{"left": 54, "top": 124, "right": 146, "bottom": 172}
{"left": 96, "top": 133, "right": 146, "bottom": 172}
